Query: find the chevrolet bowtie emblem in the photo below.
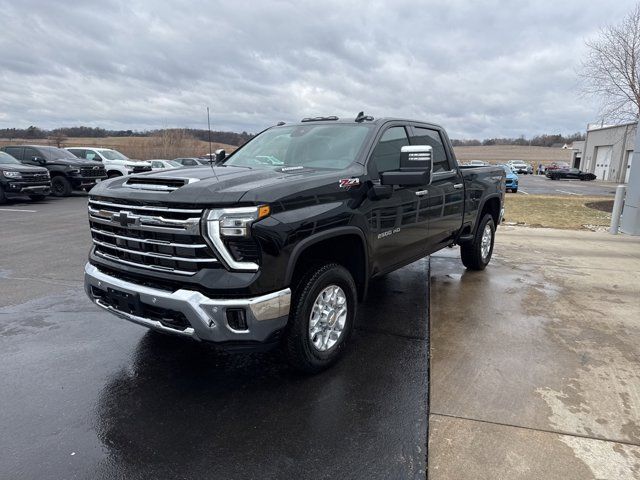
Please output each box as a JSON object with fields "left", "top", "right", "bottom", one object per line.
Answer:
{"left": 112, "top": 211, "right": 140, "bottom": 227}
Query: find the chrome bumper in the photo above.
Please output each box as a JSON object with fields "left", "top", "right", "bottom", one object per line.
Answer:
{"left": 84, "top": 263, "right": 291, "bottom": 343}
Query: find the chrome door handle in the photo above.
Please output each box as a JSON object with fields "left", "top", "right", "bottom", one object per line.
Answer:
{"left": 415, "top": 190, "right": 429, "bottom": 197}
{"left": 453, "top": 183, "right": 464, "bottom": 189}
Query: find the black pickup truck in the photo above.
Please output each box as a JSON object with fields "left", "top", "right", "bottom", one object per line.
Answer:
{"left": 84, "top": 115, "right": 505, "bottom": 372}
{"left": 0, "top": 151, "right": 51, "bottom": 203}
{"left": 1, "top": 145, "right": 107, "bottom": 196}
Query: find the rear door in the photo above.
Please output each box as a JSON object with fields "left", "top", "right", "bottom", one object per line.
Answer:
{"left": 409, "top": 126, "right": 464, "bottom": 249}
{"left": 366, "top": 124, "right": 430, "bottom": 273}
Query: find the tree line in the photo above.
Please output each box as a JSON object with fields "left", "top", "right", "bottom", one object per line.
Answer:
{"left": 451, "top": 132, "right": 585, "bottom": 148}
{"left": 0, "top": 126, "right": 255, "bottom": 146}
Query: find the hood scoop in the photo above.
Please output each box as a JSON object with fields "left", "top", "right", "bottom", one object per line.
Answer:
{"left": 123, "top": 176, "right": 199, "bottom": 192}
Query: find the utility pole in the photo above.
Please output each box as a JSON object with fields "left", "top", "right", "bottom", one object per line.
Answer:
{"left": 620, "top": 123, "right": 640, "bottom": 235}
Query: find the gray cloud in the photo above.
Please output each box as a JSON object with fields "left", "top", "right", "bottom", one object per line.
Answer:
{"left": 0, "top": 0, "right": 637, "bottom": 138}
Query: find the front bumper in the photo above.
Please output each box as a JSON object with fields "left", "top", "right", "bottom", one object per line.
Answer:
{"left": 84, "top": 263, "right": 291, "bottom": 344}
{"left": 4, "top": 181, "right": 51, "bottom": 195}
{"left": 71, "top": 177, "right": 105, "bottom": 189}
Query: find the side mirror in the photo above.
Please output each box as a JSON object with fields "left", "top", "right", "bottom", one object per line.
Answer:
{"left": 32, "top": 156, "right": 46, "bottom": 164}
{"left": 215, "top": 149, "right": 226, "bottom": 163}
{"left": 380, "top": 145, "right": 432, "bottom": 186}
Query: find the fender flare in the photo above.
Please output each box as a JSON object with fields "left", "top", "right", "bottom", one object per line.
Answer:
{"left": 284, "top": 226, "right": 369, "bottom": 297}
{"left": 473, "top": 193, "right": 502, "bottom": 233}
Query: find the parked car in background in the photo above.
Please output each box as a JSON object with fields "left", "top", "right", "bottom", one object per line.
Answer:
{"left": 66, "top": 147, "right": 152, "bottom": 178}
{"left": 149, "top": 159, "right": 183, "bottom": 170}
{"left": 507, "top": 160, "right": 532, "bottom": 175}
{"left": 0, "top": 151, "right": 51, "bottom": 203}
{"left": 1, "top": 145, "right": 107, "bottom": 196}
{"left": 467, "top": 160, "right": 488, "bottom": 166}
{"left": 546, "top": 168, "right": 596, "bottom": 181}
{"left": 545, "top": 162, "right": 570, "bottom": 172}
{"left": 499, "top": 164, "right": 519, "bottom": 192}
{"left": 173, "top": 157, "right": 209, "bottom": 167}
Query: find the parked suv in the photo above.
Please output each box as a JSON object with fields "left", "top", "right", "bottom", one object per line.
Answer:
{"left": 1, "top": 145, "right": 107, "bottom": 196}
{"left": 507, "top": 160, "right": 532, "bottom": 174}
{"left": 0, "top": 151, "right": 51, "bottom": 203}
{"left": 66, "top": 147, "right": 152, "bottom": 178}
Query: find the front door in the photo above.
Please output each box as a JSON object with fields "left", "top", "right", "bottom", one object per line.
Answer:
{"left": 410, "top": 126, "right": 464, "bottom": 249}
{"left": 366, "top": 125, "right": 430, "bottom": 274}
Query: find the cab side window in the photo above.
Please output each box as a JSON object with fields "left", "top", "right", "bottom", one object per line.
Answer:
{"left": 370, "top": 126, "right": 410, "bottom": 173}
{"left": 69, "top": 149, "right": 85, "bottom": 159}
{"left": 152, "top": 161, "right": 164, "bottom": 169}
{"left": 23, "top": 147, "right": 41, "bottom": 162}
{"left": 411, "top": 127, "right": 450, "bottom": 173}
{"left": 85, "top": 151, "right": 100, "bottom": 161}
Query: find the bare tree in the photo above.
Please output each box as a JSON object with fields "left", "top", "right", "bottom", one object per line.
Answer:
{"left": 49, "top": 131, "right": 68, "bottom": 148}
{"left": 581, "top": 4, "right": 640, "bottom": 122}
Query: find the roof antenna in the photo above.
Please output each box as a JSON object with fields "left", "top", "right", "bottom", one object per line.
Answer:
{"left": 207, "top": 106, "right": 221, "bottom": 182}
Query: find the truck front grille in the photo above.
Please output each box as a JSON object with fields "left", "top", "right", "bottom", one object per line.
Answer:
{"left": 20, "top": 172, "right": 50, "bottom": 183}
{"left": 88, "top": 198, "right": 219, "bottom": 275}
{"left": 81, "top": 166, "right": 107, "bottom": 178}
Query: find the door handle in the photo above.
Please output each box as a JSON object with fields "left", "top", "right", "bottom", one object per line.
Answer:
{"left": 415, "top": 190, "right": 429, "bottom": 197}
{"left": 453, "top": 183, "right": 464, "bottom": 189}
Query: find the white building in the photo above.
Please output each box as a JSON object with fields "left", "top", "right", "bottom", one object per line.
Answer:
{"left": 582, "top": 122, "right": 636, "bottom": 183}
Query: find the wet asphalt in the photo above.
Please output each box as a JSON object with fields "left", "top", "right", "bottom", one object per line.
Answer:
{"left": 0, "top": 195, "right": 430, "bottom": 479}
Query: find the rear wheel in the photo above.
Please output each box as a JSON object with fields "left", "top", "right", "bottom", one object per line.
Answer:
{"left": 512, "top": 188, "right": 518, "bottom": 193}
{"left": 460, "top": 214, "right": 495, "bottom": 271}
{"left": 284, "top": 263, "right": 356, "bottom": 373}
{"left": 51, "top": 176, "right": 72, "bottom": 197}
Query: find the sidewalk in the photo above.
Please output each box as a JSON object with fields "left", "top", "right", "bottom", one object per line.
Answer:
{"left": 428, "top": 227, "right": 640, "bottom": 479}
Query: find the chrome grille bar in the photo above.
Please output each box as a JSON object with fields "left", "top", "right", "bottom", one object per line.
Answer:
{"left": 92, "top": 239, "right": 217, "bottom": 263}
{"left": 90, "top": 227, "right": 208, "bottom": 249}
{"left": 94, "top": 251, "right": 197, "bottom": 275}
{"left": 88, "top": 199, "right": 203, "bottom": 214}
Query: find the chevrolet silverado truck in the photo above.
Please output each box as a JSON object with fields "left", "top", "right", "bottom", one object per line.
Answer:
{"left": 66, "top": 147, "right": 152, "bottom": 178}
{"left": 84, "top": 115, "right": 505, "bottom": 372}
{"left": 1, "top": 145, "right": 107, "bottom": 196}
{"left": 0, "top": 151, "right": 51, "bottom": 203}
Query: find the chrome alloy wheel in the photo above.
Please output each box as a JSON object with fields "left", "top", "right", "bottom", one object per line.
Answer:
{"left": 480, "top": 223, "right": 493, "bottom": 261}
{"left": 309, "top": 285, "right": 348, "bottom": 352}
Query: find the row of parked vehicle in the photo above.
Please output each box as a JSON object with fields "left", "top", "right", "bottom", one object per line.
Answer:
{"left": 0, "top": 144, "right": 217, "bottom": 204}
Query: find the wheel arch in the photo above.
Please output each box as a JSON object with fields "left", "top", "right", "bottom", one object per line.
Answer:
{"left": 285, "top": 227, "right": 369, "bottom": 301}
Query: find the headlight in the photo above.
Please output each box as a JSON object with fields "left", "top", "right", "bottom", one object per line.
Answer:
{"left": 2, "top": 170, "right": 22, "bottom": 178}
{"left": 203, "top": 205, "right": 270, "bottom": 271}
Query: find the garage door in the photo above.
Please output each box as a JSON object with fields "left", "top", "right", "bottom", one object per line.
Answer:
{"left": 625, "top": 150, "right": 633, "bottom": 183}
{"left": 594, "top": 145, "right": 612, "bottom": 180}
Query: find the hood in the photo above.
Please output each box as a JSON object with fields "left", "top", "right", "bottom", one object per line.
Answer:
{"left": 90, "top": 165, "right": 349, "bottom": 205}
{"left": 46, "top": 158, "right": 103, "bottom": 167}
{"left": 0, "top": 163, "right": 48, "bottom": 173}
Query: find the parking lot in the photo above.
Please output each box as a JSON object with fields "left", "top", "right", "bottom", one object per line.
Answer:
{"left": 514, "top": 175, "right": 618, "bottom": 197}
{"left": 0, "top": 195, "right": 429, "bottom": 479}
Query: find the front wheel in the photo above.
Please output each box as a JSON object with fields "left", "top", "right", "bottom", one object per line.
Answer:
{"left": 512, "top": 188, "right": 518, "bottom": 193}
{"left": 51, "top": 176, "right": 72, "bottom": 197}
{"left": 460, "top": 214, "right": 495, "bottom": 271}
{"left": 284, "top": 263, "right": 357, "bottom": 373}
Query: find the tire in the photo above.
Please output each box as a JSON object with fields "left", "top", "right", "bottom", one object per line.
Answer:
{"left": 284, "top": 263, "right": 357, "bottom": 373}
{"left": 51, "top": 176, "right": 72, "bottom": 197}
{"left": 512, "top": 188, "right": 518, "bottom": 193}
{"left": 29, "top": 194, "right": 47, "bottom": 201}
{"left": 0, "top": 185, "right": 6, "bottom": 204}
{"left": 460, "top": 214, "right": 495, "bottom": 271}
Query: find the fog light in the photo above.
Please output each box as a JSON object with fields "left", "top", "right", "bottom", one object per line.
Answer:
{"left": 226, "top": 308, "right": 248, "bottom": 331}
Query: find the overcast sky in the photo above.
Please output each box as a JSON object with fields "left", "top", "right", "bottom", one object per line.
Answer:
{"left": 0, "top": 0, "right": 637, "bottom": 138}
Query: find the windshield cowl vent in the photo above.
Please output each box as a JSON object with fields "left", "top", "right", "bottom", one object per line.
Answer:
{"left": 123, "top": 176, "right": 198, "bottom": 192}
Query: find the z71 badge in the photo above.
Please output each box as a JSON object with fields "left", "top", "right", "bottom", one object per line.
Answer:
{"left": 339, "top": 177, "right": 360, "bottom": 189}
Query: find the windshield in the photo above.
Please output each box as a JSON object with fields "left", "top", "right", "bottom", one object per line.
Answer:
{"left": 40, "top": 146, "right": 80, "bottom": 161}
{"left": 100, "top": 149, "right": 129, "bottom": 161}
{"left": 225, "top": 124, "right": 371, "bottom": 170}
{"left": 501, "top": 165, "right": 514, "bottom": 174}
{"left": 0, "top": 151, "right": 21, "bottom": 165}
{"left": 166, "top": 160, "right": 182, "bottom": 167}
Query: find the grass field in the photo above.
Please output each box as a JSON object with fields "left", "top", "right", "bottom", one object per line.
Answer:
{"left": 454, "top": 145, "right": 573, "bottom": 165}
{"left": 0, "top": 136, "right": 237, "bottom": 160}
{"left": 503, "top": 194, "right": 612, "bottom": 230}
